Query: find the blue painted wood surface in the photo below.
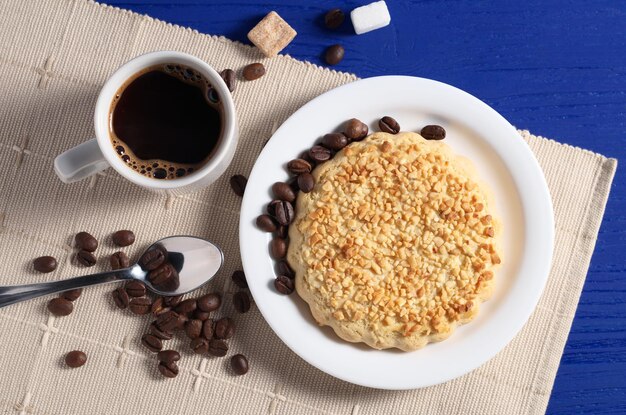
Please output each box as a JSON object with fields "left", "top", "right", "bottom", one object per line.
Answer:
{"left": 104, "top": 1, "right": 626, "bottom": 413}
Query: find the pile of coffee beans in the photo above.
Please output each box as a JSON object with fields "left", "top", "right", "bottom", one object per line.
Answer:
{"left": 45, "top": 230, "right": 139, "bottom": 316}
{"left": 42, "top": 232, "right": 98, "bottom": 315}
{"left": 257, "top": 117, "right": 447, "bottom": 296}
{"left": 107, "top": 247, "right": 249, "bottom": 378}
{"left": 255, "top": 117, "right": 371, "bottom": 295}
{"left": 129, "top": 289, "right": 248, "bottom": 378}
{"left": 32, "top": 227, "right": 251, "bottom": 379}
{"left": 32, "top": 230, "right": 136, "bottom": 371}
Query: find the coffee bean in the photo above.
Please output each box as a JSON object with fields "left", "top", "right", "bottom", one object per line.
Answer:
{"left": 177, "top": 313, "right": 189, "bottom": 330}
{"left": 163, "top": 295, "right": 183, "bottom": 308}
{"left": 297, "top": 173, "right": 315, "bottom": 193}
{"left": 242, "top": 63, "right": 265, "bottom": 81}
{"left": 202, "top": 319, "right": 215, "bottom": 339}
{"left": 158, "top": 361, "right": 179, "bottom": 378}
{"left": 193, "top": 310, "right": 211, "bottom": 321}
{"left": 270, "top": 238, "right": 288, "bottom": 259}
{"left": 286, "top": 176, "right": 299, "bottom": 194}
{"left": 157, "top": 272, "right": 182, "bottom": 295}
{"left": 125, "top": 281, "right": 146, "bottom": 297}
{"left": 112, "top": 287, "right": 129, "bottom": 309}
{"left": 220, "top": 68, "right": 236, "bottom": 92}
{"left": 309, "top": 145, "right": 332, "bottom": 163}
{"left": 110, "top": 251, "right": 130, "bottom": 270}
{"left": 197, "top": 293, "right": 221, "bottom": 312}
{"left": 267, "top": 200, "right": 282, "bottom": 217}
{"left": 276, "top": 260, "right": 296, "bottom": 279}
{"left": 231, "top": 270, "right": 248, "bottom": 289}
{"left": 129, "top": 297, "right": 151, "bottom": 315}
{"left": 141, "top": 333, "right": 163, "bottom": 352}
{"left": 273, "top": 201, "right": 294, "bottom": 226}
{"left": 233, "top": 291, "right": 251, "bottom": 313}
{"left": 65, "top": 350, "right": 87, "bottom": 368}
{"left": 325, "top": 44, "right": 345, "bottom": 65}
{"left": 76, "top": 250, "right": 96, "bottom": 267}
{"left": 138, "top": 248, "right": 165, "bottom": 271}
{"left": 344, "top": 118, "right": 368, "bottom": 141}
{"left": 158, "top": 362, "right": 178, "bottom": 378}
{"left": 33, "top": 256, "right": 57, "bottom": 273}
{"left": 148, "top": 263, "right": 175, "bottom": 287}
{"left": 151, "top": 297, "right": 170, "bottom": 317}
{"left": 324, "top": 8, "right": 345, "bottom": 29}
{"left": 275, "top": 225, "right": 289, "bottom": 239}
{"left": 175, "top": 298, "right": 197, "bottom": 315}
{"left": 274, "top": 275, "right": 295, "bottom": 294}
{"left": 47, "top": 297, "right": 73, "bottom": 316}
{"left": 112, "top": 230, "right": 135, "bottom": 247}
{"left": 420, "top": 124, "right": 446, "bottom": 140}
{"left": 185, "top": 319, "right": 203, "bottom": 339}
{"left": 208, "top": 339, "right": 229, "bottom": 357}
{"left": 256, "top": 214, "right": 278, "bottom": 232}
{"left": 230, "top": 354, "right": 249, "bottom": 375}
{"left": 230, "top": 174, "right": 247, "bottom": 197}
{"left": 287, "top": 159, "right": 312, "bottom": 175}
{"left": 322, "top": 133, "right": 348, "bottom": 150}
{"left": 298, "top": 149, "right": 317, "bottom": 165}
{"left": 214, "top": 317, "right": 235, "bottom": 339}
{"left": 157, "top": 350, "right": 180, "bottom": 363}
{"left": 62, "top": 289, "right": 82, "bottom": 301}
{"left": 75, "top": 232, "right": 98, "bottom": 252}
{"left": 190, "top": 337, "right": 209, "bottom": 354}
{"left": 156, "top": 310, "right": 185, "bottom": 332}
{"left": 379, "top": 116, "right": 400, "bottom": 134}
{"left": 272, "top": 182, "right": 296, "bottom": 203}
{"left": 149, "top": 321, "right": 173, "bottom": 340}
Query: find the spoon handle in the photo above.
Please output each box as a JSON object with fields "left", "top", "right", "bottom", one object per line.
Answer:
{"left": 0, "top": 269, "right": 134, "bottom": 308}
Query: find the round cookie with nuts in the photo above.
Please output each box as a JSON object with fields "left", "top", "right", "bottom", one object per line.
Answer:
{"left": 287, "top": 132, "right": 501, "bottom": 351}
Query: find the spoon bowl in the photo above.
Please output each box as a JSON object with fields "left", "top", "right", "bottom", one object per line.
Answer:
{"left": 138, "top": 236, "right": 224, "bottom": 296}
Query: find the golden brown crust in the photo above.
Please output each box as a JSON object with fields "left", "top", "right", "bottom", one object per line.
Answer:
{"left": 288, "top": 132, "right": 501, "bottom": 351}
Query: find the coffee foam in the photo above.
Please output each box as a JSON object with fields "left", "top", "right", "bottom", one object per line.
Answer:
{"left": 109, "top": 64, "right": 223, "bottom": 180}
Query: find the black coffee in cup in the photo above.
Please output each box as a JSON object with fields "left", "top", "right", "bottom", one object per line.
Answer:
{"left": 109, "top": 64, "right": 222, "bottom": 180}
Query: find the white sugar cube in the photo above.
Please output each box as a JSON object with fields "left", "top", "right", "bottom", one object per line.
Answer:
{"left": 350, "top": 1, "right": 391, "bottom": 35}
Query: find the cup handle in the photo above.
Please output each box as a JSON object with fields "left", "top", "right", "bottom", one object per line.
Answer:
{"left": 54, "top": 138, "right": 110, "bottom": 183}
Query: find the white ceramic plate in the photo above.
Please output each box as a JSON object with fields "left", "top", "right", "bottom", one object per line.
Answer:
{"left": 239, "top": 76, "right": 554, "bottom": 390}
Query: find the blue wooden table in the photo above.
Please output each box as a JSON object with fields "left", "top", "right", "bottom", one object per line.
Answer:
{"left": 106, "top": 1, "right": 625, "bottom": 412}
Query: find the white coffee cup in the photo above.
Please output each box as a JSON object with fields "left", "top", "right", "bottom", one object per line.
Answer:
{"left": 54, "top": 51, "right": 238, "bottom": 194}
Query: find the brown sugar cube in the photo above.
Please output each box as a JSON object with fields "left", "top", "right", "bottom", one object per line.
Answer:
{"left": 247, "top": 11, "right": 297, "bottom": 57}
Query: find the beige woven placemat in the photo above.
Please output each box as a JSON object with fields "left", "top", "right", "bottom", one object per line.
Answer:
{"left": 0, "top": 1, "right": 617, "bottom": 414}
